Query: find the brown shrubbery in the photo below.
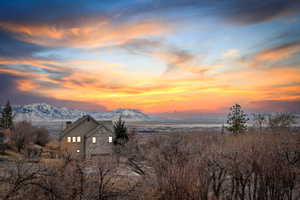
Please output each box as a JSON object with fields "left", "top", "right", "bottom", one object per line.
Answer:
{"left": 0, "top": 157, "right": 136, "bottom": 200}
{"left": 1, "top": 131, "right": 300, "bottom": 200}
{"left": 10, "top": 121, "right": 50, "bottom": 153}
{"left": 137, "top": 132, "right": 300, "bottom": 200}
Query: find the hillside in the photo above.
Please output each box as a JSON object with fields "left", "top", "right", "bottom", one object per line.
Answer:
{"left": 9, "top": 103, "right": 151, "bottom": 121}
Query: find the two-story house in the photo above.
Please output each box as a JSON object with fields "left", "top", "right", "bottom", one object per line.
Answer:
{"left": 60, "top": 115, "right": 114, "bottom": 158}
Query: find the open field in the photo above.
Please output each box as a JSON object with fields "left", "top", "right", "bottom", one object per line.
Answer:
{"left": 31, "top": 120, "right": 224, "bottom": 137}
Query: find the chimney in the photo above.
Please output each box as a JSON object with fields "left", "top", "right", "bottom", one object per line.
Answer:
{"left": 66, "top": 121, "right": 72, "bottom": 128}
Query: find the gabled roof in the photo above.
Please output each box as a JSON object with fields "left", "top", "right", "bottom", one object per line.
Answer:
{"left": 60, "top": 115, "right": 99, "bottom": 139}
{"left": 85, "top": 122, "right": 113, "bottom": 139}
{"left": 60, "top": 115, "right": 113, "bottom": 140}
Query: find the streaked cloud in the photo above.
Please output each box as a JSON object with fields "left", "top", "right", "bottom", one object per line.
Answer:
{"left": 1, "top": 54, "right": 299, "bottom": 113}
{"left": 223, "top": 49, "right": 239, "bottom": 58}
{"left": 249, "top": 99, "right": 300, "bottom": 113}
{"left": 220, "top": 0, "right": 300, "bottom": 25}
{"left": 0, "top": 20, "right": 169, "bottom": 49}
{"left": 0, "top": 0, "right": 300, "bottom": 115}
{"left": 255, "top": 41, "right": 300, "bottom": 62}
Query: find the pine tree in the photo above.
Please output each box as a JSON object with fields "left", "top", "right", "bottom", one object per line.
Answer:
{"left": 226, "top": 104, "right": 248, "bottom": 135}
{"left": 113, "top": 116, "right": 129, "bottom": 146}
{"left": 1, "top": 101, "right": 13, "bottom": 129}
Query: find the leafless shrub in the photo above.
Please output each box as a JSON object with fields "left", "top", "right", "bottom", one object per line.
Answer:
{"left": 32, "top": 127, "right": 50, "bottom": 147}
{"left": 1, "top": 131, "right": 300, "bottom": 200}
{"left": 10, "top": 121, "right": 32, "bottom": 152}
{"left": 136, "top": 132, "right": 300, "bottom": 200}
{"left": 0, "top": 160, "right": 46, "bottom": 200}
{"left": 268, "top": 112, "right": 297, "bottom": 133}
{"left": 10, "top": 121, "right": 50, "bottom": 153}
{"left": 252, "top": 113, "right": 267, "bottom": 133}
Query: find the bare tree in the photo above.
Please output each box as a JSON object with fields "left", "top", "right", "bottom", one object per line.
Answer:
{"left": 252, "top": 113, "right": 267, "bottom": 133}
{"left": 268, "top": 112, "right": 297, "bottom": 133}
{"left": 32, "top": 127, "right": 50, "bottom": 147}
{"left": 0, "top": 160, "right": 46, "bottom": 200}
{"left": 10, "top": 121, "right": 33, "bottom": 152}
{"left": 10, "top": 121, "right": 50, "bottom": 153}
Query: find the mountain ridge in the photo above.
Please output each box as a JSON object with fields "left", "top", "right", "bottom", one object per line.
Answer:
{"left": 8, "top": 103, "right": 151, "bottom": 121}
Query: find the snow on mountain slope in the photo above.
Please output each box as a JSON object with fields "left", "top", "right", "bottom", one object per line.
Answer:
{"left": 9, "top": 103, "right": 151, "bottom": 121}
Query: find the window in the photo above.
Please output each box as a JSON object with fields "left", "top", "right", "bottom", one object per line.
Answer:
{"left": 76, "top": 149, "right": 80, "bottom": 153}
{"left": 92, "top": 137, "right": 96, "bottom": 143}
{"left": 67, "top": 137, "right": 71, "bottom": 142}
{"left": 72, "top": 137, "right": 76, "bottom": 142}
{"left": 77, "top": 136, "right": 81, "bottom": 142}
{"left": 109, "top": 136, "right": 112, "bottom": 143}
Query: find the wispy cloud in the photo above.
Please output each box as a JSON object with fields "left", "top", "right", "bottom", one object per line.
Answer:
{"left": 0, "top": 0, "right": 300, "bottom": 114}
{"left": 254, "top": 41, "right": 300, "bottom": 62}
{"left": 249, "top": 99, "right": 300, "bottom": 113}
{"left": 220, "top": 0, "right": 300, "bottom": 25}
{"left": 223, "top": 49, "right": 239, "bottom": 58}
{"left": 120, "top": 38, "right": 218, "bottom": 75}
{"left": 0, "top": 20, "right": 170, "bottom": 49}
{"left": 1, "top": 54, "right": 299, "bottom": 113}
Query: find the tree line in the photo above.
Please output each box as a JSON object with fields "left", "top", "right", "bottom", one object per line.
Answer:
{"left": 226, "top": 104, "right": 297, "bottom": 135}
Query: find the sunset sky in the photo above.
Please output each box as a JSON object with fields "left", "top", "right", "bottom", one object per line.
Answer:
{"left": 0, "top": 0, "right": 300, "bottom": 116}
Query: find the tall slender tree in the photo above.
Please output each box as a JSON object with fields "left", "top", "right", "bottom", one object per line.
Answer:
{"left": 226, "top": 104, "right": 248, "bottom": 135}
{"left": 1, "top": 101, "right": 13, "bottom": 129}
{"left": 113, "top": 116, "right": 129, "bottom": 146}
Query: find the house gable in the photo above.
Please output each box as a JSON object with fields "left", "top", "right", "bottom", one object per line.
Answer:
{"left": 60, "top": 115, "right": 114, "bottom": 157}
{"left": 61, "top": 115, "right": 99, "bottom": 139}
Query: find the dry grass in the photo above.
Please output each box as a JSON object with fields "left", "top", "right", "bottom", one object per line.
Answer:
{"left": 0, "top": 149, "right": 23, "bottom": 161}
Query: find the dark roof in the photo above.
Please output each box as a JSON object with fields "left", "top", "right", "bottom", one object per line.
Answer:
{"left": 60, "top": 115, "right": 113, "bottom": 140}
{"left": 60, "top": 115, "right": 99, "bottom": 139}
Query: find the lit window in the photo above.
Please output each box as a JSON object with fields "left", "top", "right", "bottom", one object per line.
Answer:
{"left": 76, "top": 149, "right": 80, "bottom": 153}
{"left": 109, "top": 136, "right": 112, "bottom": 143}
{"left": 67, "top": 137, "right": 71, "bottom": 142}
{"left": 92, "top": 137, "right": 96, "bottom": 143}
{"left": 72, "top": 137, "right": 76, "bottom": 142}
{"left": 77, "top": 136, "right": 81, "bottom": 142}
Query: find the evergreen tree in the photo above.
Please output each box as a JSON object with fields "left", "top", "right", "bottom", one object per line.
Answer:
{"left": 1, "top": 101, "right": 13, "bottom": 129}
{"left": 226, "top": 104, "right": 248, "bottom": 135}
{"left": 113, "top": 116, "right": 129, "bottom": 146}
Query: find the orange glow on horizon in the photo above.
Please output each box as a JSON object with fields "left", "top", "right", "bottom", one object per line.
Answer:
{"left": 0, "top": 12, "right": 300, "bottom": 114}
{"left": 3, "top": 58, "right": 298, "bottom": 113}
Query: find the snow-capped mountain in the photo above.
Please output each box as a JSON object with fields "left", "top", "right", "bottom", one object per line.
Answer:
{"left": 8, "top": 103, "right": 151, "bottom": 121}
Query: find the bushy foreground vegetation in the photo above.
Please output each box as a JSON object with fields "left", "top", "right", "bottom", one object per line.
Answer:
{"left": 0, "top": 102, "right": 299, "bottom": 199}
{"left": 0, "top": 121, "right": 50, "bottom": 158}
{"left": 0, "top": 101, "right": 50, "bottom": 157}
{"left": 142, "top": 132, "right": 300, "bottom": 200}
{"left": 0, "top": 131, "right": 299, "bottom": 200}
